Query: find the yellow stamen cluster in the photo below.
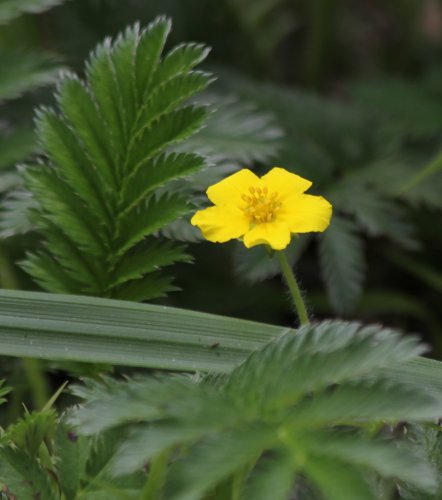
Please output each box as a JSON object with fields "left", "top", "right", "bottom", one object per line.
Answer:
{"left": 240, "top": 185, "right": 281, "bottom": 224}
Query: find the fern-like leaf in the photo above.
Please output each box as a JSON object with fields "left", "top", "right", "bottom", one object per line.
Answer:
{"left": 319, "top": 215, "right": 365, "bottom": 315}
{"left": 70, "top": 321, "right": 440, "bottom": 499}
{"left": 22, "top": 17, "right": 212, "bottom": 300}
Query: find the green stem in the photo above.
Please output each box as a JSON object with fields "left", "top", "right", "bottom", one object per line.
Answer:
{"left": 22, "top": 358, "right": 49, "bottom": 410}
{"left": 140, "top": 449, "right": 170, "bottom": 500}
{"left": 276, "top": 251, "right": 309, "bottom": 326}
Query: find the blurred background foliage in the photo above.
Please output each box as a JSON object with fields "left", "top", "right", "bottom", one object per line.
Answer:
{"left": 0, "top": 0, "right": 441, "bottom": 368}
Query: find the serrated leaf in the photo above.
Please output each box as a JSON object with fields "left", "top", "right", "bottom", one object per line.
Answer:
{"left": 114, "top": 272, "right": 177, "bottom": 302}
{"left": 6, "top": 409, "right": 57, "bottom": 457}
{"left": 166, "top": 425, "right": 276, "bottom": 500}
{"left": 0, "top": 446, "right": 57, "bottom": 499}
{"left": 0, "top": 379, "right": 11, "bottom": 405}
{"left": 332, "top": 183, "right": 418, "bottom": 249}
{"left": 0, "top": 190, "right": 36, "bottom": 238}
{"left": 21, "top": 252, "right": 86, "bottom": 294}
{"left": 128, "top": 105, "right": 208, "bottom": 173}
{"left": 110, "top": 240, "right": 191, "bottom": 288}
{"left": 20, "top": 19, "right": 211, "bottom": 300}
{"left": 244, "top": 452, "right": 295, "bottom": 500}
{"left": 0, "top": 51, "right": 61, "bottom": 101}
{"left": 135, "top": 16, "right": 171, "bottom": 101}
{"left": 135, "top": 71, "right": 214, "bottom": 135}
{"left": 24, "top": 167, "right": 106, "bottom": 256}
{"left": 305, "top": 455, "right": 374, "bottom": 500}
{"left": 0, "top": 126, "right": 35, "bottom": 169}
{"left": 226, "top": 321, "right": 426, "bottom": 412}
{"left": 36, "top": 109, "right": 111, "bottom": 222}
{"left": 150, "top": 43, "right": 210, "bottom": 90}
{"left": 319, "top": 214, "right": 365, "bottom": 314}
{"left": 183, "top": 94, "right": 282, "bottom": 165}
{"left": 56, "top": 76, "right": 118, "bottom": 190}
{"left": 54, "top": 416, "right": 90, "bottom": 500}
{"left": 115, "top": 193, "right": 189, "bottom": 257}
{"left": 121, "top": 152, "right": 206, "bottom": 215}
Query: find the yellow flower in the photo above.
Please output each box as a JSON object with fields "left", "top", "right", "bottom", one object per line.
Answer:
{"left": 191, "top": 167, "right": 332, "bottom": 250}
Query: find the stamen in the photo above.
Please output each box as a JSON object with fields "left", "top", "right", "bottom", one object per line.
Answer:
{"left": 241, "top": 186, "right": 281, "bottom": 224}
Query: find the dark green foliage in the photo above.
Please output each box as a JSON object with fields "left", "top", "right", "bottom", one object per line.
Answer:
{"left": 0, "top": 0, "right": 68, "bottom": 23}
{"left": 0, "top": 379, "right": 10, "bottom": 405}
{"left": 319, "top": 215, "right": 365, "bottom": 314}
{"left": 22, "top": 17, "right": 213, "bottom": 300}
{"left": 219, "top": 74, "right": 440, "bottom": 317}
{"left": 0, "top": 51, "right": 61, "bottom": 102}
{"left": 70, "top": 321, "right": 442, "bottom": 499}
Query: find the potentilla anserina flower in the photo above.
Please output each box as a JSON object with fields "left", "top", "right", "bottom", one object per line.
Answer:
{"left": 191, "top": 167, "right": 332, "bottom": 250}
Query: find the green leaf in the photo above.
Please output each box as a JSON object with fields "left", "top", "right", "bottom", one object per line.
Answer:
{"left": 351, "top": 77, "right": 442, "bottom": 135}
{"left": 0, "top": 51, "right": 61, "bottom": 101}
{"left": 319, "top": 214, "right": 365, "bottom": 314}
{"left": 0, "top": 289, "right": 281, "bottom": 372}
{"left": 135, "top": 71, "right": 212, "bottom": 133}
{"left": 305, "top": 455, "right": 374, "bottom": 500}
{"left": 0, "top": 446, "right": 57, "bottom": 500}
{"left": 21, "top": 252, "right": 86, "bottom": 294}
{"left": 56, "top": 75, "right": 118, "bottom": 191}
{"left": 68, "top": 316, "right": 441, "bottom": 498}
{"left": 1, "top": 289, "right": 442, "bottom": 400}
{"left": 110, "top": 240, "right": 191, "bottom": 288}
{"left": 0, "top": 0, "right": 68, "bottom": 23}
{"left": 150, "top": 43, "right": 210, "bottom": 89}
{"left": 24, "top": 167, "right": 106, "bottom": 257}
{"left": 0, "top": 190, "right": 36, "bottom": 238}
{"left": 332, "top": 183, "right": 418, "bottom": 250}
{"left": 0, "top": 379, "right": 11, "bottom": 405}
{"left": 135, "top": 16, "right": 171, "bottom": 101}
{"left": 115, "top": 193, "right": 189, "bottom": 258}
{"left": 5, "top": 409, "right": 57, "bottom": 457}
{"left": 114, "top": 272, "right": 177, "bottom": 302}
{"left": 183, "top": 94, "right": 283, "bottom": 165}
{"left": 243, "top": 452, "right": 295, "bottom": 500}
{"left": 21, "top": 18, "right": 212, "bottom": 300}
{"left": 226, "top": 320, "right": 427, "bottom": 413}
{"left": 300, "top": 431, "right": 437, "bottom": 492}
{"left": 121, "top": 152, "right": 206, "bottom": 215}
{"left": 54, "top": 416, "right": 90, "bottom": 500}
{"left": 35, "top": 109, "right": 111, "bottom": 222}
{"left": 127, "top": 105, "right": 207, "bottom": 174}
{"left": 0, "top": 126, "right": 35, "bottom": 169}
{"left": 166, "top": 425, "right": 276, "bottom": 500}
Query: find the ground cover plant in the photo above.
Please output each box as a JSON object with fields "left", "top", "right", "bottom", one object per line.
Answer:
{"left": 0, "top": 1, "right": 442, "bottom": 499}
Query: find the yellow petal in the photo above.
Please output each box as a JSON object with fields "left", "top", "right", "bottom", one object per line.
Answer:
{"left": 207, "top": 169, "right": 259, "bottom": 206}
{"left": 243, "top": 221, "right": 291, "bottom": 250}
{"left": 261, "top": 167, "right": 312, "bottom": 199}
{"left": 281, "top": 194, "right": 332, "bottom": 233}
{"left": 191, "top": 205, "right": 250, "bottom": 243}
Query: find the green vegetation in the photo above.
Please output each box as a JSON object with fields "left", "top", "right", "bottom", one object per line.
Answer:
{"left": 0, "top": 1, "right": 441, "bottom": 498}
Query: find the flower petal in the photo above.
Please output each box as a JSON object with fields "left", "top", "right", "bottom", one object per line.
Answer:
{"left": 207, "top": 169, "right": 259, "bottom": 206}
{"left": 243, "top": 221, "right": 291, "bottom": 250}
{"left": 191, "top": 205, "right": 249, "bottom": 243}
{"left": 261, "top": 167, "right": 312, "bottom": 199}
{"left": 281, "top": 194, "right": 332, "bottom": 233}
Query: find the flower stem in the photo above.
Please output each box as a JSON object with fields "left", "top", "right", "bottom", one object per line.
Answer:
{"left": 276, "top": 251, "right": 309, "bottom": 326}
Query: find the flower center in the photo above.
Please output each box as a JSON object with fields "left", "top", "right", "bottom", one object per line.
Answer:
{"left": 240, "top": 185, "right": 282, "bottom": 224}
